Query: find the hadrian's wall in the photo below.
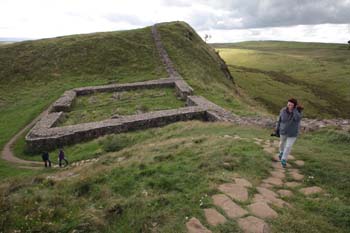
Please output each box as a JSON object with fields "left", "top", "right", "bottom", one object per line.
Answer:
{"left": 25, "top": 24, "right": 350, "bottom": 153}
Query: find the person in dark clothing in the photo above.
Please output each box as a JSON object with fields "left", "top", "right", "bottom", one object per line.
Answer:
{"left": 42, "top": 151, "right": 51, "bottom": 168}
{"left": 276, "top": 98, "right": 303, "bottom": 168}
{"left": 58, "top": 149, "right": 68, "bottom": 167}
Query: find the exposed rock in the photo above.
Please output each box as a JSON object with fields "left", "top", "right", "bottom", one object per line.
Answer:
{"left": 186, "top": 217, "right": 212, "bottom": 233}
{"left": 212, "top": 194, "right": 248, "bottom": 219}
{"left": 204, "top": 208, "right": 227, "bottom": 226}
{"left": 248, "top": 202, "right": 278, "bottom": 219}
{"left": 299, "top": 186, "right": 323, "bottom": 195}
{"left": 238, "top": 216, "right": 270, "bottom": 233}
{"left": 218, "top": 183, "right": 249, "bottom": 202}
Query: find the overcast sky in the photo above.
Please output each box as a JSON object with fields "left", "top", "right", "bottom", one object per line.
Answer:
{"left": 1, "top": 0, "right": 350, "bottom": 43}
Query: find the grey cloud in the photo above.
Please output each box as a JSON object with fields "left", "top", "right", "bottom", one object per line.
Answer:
{"left": 187, "top": 0, "right": 350, "bottom": 29}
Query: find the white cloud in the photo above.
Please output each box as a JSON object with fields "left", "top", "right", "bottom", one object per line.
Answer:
{"left": 201, "top": 24, "right": 350, "bottom": 43}
{"left": 0, "top": 0, "right": 349, "bottom": 43}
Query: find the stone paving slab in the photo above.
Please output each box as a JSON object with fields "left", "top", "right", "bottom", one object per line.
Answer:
{"left": 294, "top": 160, "right": 305, "bottom": 166}
{"left": 262, "top": 177, "right": 283, "bottom": 186}
{"left": 186, "top": 217, "right": 212, "bottom": 233}
{"left": 234, "top": 178, "right": 253, "bottom": 188}
{"left": 218, "top": 183, "right": 249, "bottom": 202}
{"left": 299, "top": 186, "right": 323, "bottom": 195}
{"left": 289, "top": 170, "right": 304, "bottom": 181}
{"left": 238, "top": 216, "right": 270, "bottom": 233}
{"left": 270, "top": 171, "right": 285, "bottom": 179}
{"left": 285, "top": 182, "right": 302, "bottom": 188}
{"left": 248, "top": 202, "right": 278, "bottom": 219}
{"left": 204, "top": 208, "right": 227, "bottom": 226}
{"left": 277, "top": 189, "right": 293, "bottom": 197}
{"left": 212, "top": 194, "right": 248, "bottom": 219}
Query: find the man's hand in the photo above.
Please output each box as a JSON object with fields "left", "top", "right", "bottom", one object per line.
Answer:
{"left": 296, "top": 104, "right": 304, "bottom": 112}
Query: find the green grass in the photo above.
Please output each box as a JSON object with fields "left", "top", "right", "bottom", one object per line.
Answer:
{"left": 214, "top": 41, "right": 350, "bottom": 118}
{"left": 0, "top": 122, "right": 274, "bottom": 232}
{"left": 59, "top": 87, "right": 185, "bottom": 126}
{"left": 2, "top": 121, "right": 350, "bottom": 232}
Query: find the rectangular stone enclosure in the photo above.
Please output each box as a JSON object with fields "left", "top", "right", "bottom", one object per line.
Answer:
{"left": 26, "top": 77, "right": 234, "bottom": 152}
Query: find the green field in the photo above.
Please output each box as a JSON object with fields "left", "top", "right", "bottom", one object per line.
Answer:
{"left": 1, "top": 22, "right": 349, "bottom": 232}
{"left": 214, "top": 41, "right": 350, "bottom": 118}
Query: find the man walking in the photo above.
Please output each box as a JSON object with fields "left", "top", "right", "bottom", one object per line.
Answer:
{"left": 58, "top": 149, "right": 68, "bottom": 167}
{"left": 42, "top": 151, "right": 51, "bottom": 168}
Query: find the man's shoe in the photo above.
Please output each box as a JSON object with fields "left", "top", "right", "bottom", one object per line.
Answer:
{"left": 278, "top": 151, "right": 283, "bottom": 161}
{"left": 281, "top": 159, "right": 287, "bottom": 168}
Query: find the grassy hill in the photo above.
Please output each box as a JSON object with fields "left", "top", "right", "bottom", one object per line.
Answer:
{"left": 213, "top": 41, "right": 350, "bottom": 118}
{"left": 1, "top": 21, "right": 260, "bottom": 175}
{"left": 1, "top": 23, "right": 350, "bottom": 232}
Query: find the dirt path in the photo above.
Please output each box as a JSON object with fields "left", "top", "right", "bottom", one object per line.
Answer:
{"left": 1, "top": 108, "right": 51, "bottom": 169}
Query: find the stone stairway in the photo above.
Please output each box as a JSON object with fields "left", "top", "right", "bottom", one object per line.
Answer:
{"left": 186, "top": 137, "right": 323, "bottom": 233}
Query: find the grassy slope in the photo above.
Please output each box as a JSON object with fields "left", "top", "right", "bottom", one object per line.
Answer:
{"left": 8, "top": 21, "right": 263, "bottom": 164}
{"left": 2, "top": 122, "right": 350, "bottom": 232}
{"left": 214, "top": 41, "right": 350, "bottom": 118}
{"left": 1, "top": 23, "right": 349, "bottom": 232}
{"left": 0, "top": 26, "right": 167, "bottom": 177}
{"left": 156, "top": 22, "right": 266, "bottom": 117}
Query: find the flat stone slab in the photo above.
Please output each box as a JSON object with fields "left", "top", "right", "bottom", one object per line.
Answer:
{"left": 299, "top": 186, "right": 323, "bottom": 195}
{"left": 257, "top": 187, "right": 278, "bottom": 199}
{"left": 260, "top": 183, "right": 273, "bottom": 189}
{"left": 262, "top": 177, "right": 283, "bottom": 186}
{"left": 238, "top": 216, "right": 270, "bottom": 233}
{"left": 271, "top": 162, "right": 286, "bottom": 170}
{"left": 234, "top": 178, "right": 253, "bottom": 188}
{"left": 255, "top": 188, "right": 290, "bottom": 208}
{"left": 289, "top": 170, "right": 304, "bottom": 181}
{"left": 263, "top": 146, "right": 275, "bottom": 154}
{"left": 294, "top": 160, "right": 305, "bottom": 166}
{"left": 285, "top": 182, "right": 302, "bottom": 188}
{"left": 218, "top": 183, "right": 249, "bottom": 202}
{"left": 277, "top": 189, "right": 293, "bottom": 197}
{"left": 212, "top": 194, "right": 248, "bottom": 219}
{"left": 186, "top": 217, "right": 212, "bottom": 233}
{"left": 204, "top": 208, "right": 227, "bottom": 226}
{"left": 248, "top": 202, "right": 278, "bottom": 219}
{"left": 288, "top": 155, "right": 295, "bottom": 160}
{"left": 270, "top": 171, "right": 285, "bottom": 179}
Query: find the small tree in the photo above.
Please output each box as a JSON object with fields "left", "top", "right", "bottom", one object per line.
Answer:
{"left": 348, "top": 40, "right": 350, "bottom": 49}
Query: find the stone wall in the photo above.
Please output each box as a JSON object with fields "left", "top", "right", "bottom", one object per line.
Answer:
{"left": 26, "top": 107, "right": 207, "bottom": 152}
